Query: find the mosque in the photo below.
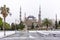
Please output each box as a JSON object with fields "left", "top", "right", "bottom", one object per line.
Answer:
{"left": 20, "top": 6, "right": 41, "bottom": 30}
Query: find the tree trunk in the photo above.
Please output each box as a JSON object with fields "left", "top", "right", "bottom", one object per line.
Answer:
{"left": 3, "top": 17, "right": 6, "bottom": 36}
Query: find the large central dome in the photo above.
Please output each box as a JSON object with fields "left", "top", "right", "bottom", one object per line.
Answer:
{"left": 27, "top": 15, "right": 35, "bottom": 18}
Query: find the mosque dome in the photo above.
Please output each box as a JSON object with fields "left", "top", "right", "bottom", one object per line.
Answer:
{"left": 27, "top": 15, "right": 35, "bottom": 18}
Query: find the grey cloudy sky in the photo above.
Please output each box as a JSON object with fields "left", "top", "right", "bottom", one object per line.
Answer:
{"left": 0, "top": 0, "right": 60, "bottom": 24}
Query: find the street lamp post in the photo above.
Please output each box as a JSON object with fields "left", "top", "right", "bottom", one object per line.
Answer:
{"left": 15, "top": 19, "right": 17, "bottom": 34}
{"left": 0, "top": 5, "right": 11, "bottom": 36}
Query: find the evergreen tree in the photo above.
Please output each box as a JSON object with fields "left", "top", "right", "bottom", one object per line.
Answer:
{"left": 18, "top": 21, "right": 25, "bottom": 30}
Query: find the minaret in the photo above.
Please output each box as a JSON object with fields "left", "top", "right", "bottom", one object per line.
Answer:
{"left": 24, "top": 12, "right": 26, "bottom": 21}
{"left": 20, "top": 6, "right": 22, "bottom": 23}
{"left": 38, "top": 6, "right": 41, "bottom": 27}
{"left": 55, "top": 14, "right": 57, "bottom": 29}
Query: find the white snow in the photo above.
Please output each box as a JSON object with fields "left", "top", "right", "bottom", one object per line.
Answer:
{"left": 0, "top": 31, "right": 15, "bottom": 38}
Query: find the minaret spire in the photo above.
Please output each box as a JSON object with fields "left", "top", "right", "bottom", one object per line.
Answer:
{"left": 39, "top": 6, "right": 41, "bottom": 21}
{"left": 20, "top": 6, "right": 22, "bottom": 23}
{"left": 38, "top": 5, "right": 41, "bottom": 27}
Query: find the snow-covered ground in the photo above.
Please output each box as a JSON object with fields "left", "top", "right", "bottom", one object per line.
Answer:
{"left": 29, "top": 30, "right": 60, "bottom": 36}
{"left": 0, "top": 30, "right": 60, "bottom": 39}
{"left": 0, "top": 31, "right": 15, "bottom": 38}
{"left": 29, "top": 30, "right": 60, "bottom": 34}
